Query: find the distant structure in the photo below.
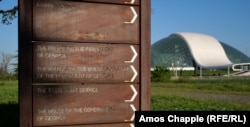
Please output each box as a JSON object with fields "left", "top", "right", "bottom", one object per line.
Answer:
{"left": 151, "top": 32, "right": 250, "bottom": 76}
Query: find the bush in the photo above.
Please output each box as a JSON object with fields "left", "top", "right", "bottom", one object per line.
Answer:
{"left": 0, "top": 73, "right": 17, "bottom": 81}
{"left": 151, "top": 65, "right": 171, "bottom": 82}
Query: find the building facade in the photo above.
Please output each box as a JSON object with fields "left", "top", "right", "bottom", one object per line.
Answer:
{"left": 151, "top": 32, "right": 250, "bottom": 70}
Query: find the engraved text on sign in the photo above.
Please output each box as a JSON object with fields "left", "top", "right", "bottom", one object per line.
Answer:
{"left": 33, "top": 43, "right": 139, "bottom": 83}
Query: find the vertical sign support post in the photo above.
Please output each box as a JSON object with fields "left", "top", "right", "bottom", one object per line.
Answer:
{"left": 19, "top": 0, "right": 32, "bottom": 126}
{"left": 141, "top": 0, "right": 151, "bottom": 110}
{"left": 19, "top": 0, "right": 150, "bottom": 127}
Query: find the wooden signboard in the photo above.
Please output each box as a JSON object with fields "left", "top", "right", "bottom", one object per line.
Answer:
{"left": 33, "top": 84, "right": 139, "bottom": 126}
{"left": 33, "top": 0, "right": 139, "bottom": 43}
{"left": 19, "top": 0, "right": 150, "bottom": 127}
{"left": 33, "top": 43, "right": 139, "bottom": 83}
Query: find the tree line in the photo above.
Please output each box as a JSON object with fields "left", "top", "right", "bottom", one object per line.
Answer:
{"left": 0, "top": 52, "right": 17, "bottom": 80}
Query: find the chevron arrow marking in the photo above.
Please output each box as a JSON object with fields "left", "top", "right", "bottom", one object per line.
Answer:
{"left": 125, "top": 0, "right": 135, "bottom": 4}
{"left": 124, "top": 85, "right": 137, "bottom": 102}
{"left": 125, "top": 65, "right": 138, "bottom": 83}
{"left": 130, "top": 65, "right": 137, "bottom": 82}
{"left": 124, "top": 7, "right": 138, "bottom": 24}
{"left": 125, "top": 45, "right": 137, "bottom": 63}
{"left": 124, "top": 104, "right": 136, "bottom": 122}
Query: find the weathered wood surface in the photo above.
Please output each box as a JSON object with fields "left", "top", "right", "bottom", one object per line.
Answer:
{"left": 50, "top": 123, "right": 134, "bottom": 127}
{"left": 80, "top": 0, "right": 140, "bottom": 5}
{"left": 33, "top": 42, "right": 139, "bottom": 83}
{"left": 33, "top": 0, "right": 139, "bottom": 43}
{"left": 33, "top": 84, "right": 139, "bottom": 126}
{"left": 19, "top": 0, "right": 150, "bottom": 126}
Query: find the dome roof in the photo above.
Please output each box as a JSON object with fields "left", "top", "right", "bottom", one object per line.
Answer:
{"left": 151, "top": 32, "right": 250, "bottom": 68}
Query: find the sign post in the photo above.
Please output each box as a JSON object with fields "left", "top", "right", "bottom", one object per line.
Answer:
{"left": 19, "top": 0, "right": 150, "bottom": 126}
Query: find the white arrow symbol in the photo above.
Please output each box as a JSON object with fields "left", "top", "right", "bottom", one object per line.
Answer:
{"left": 124, "top": 85, "right": 137, "bottom": 102}
{"left": 125, "top": 45, "right": 137, "bottom": 63}
{"left": 125, "top": 0, "right": 136, "bottom": 4}
{"left": 124, "top": 104, "right": 136, "bottom": 122}
{"left": 125, "top": 65, "right": 138, "bottom": 83}
{"left": 130, "top": 124, "right": 134, "bottom": 127}
{"left": 124, "top": 7, "right": 138, "bottom": 24}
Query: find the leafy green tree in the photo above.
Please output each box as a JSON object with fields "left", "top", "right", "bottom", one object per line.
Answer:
{"left": 0, "top": 1, "right": 18, "bottom": 25}
{"left": 0, "top": 52, "right": 14, "bottom": 75}
{"left": 10, "top": 52, "right": 18, "bottom": 79}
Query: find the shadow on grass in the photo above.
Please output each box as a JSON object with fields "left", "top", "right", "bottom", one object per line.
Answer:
{"left": 0, "top": 103, "right": 18, "bottom": 127}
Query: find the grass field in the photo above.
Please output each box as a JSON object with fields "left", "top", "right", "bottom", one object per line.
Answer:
{"left": 0, "top": 78, "right": 250, "bottom": 126}
{"left": 0, "top": 80, "right": 18, "bottom": 104}
{"left": 0, "top": 80, "right": 18, "bottom": 127}
{"left": 151, "top": 80, "right": 250, "bottom": 110}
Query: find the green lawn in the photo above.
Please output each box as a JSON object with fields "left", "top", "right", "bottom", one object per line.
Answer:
{"left": 0, "top": 80, "right": 18, "bottom": 127}
{"left": 151, "top": 95, "right": 250, "bottom": 110}
{"left": 0, "top": 80, "right": 18, "bottom": 104}
{"left": 151, "top": 79, "right": 250, "bottom": 110}
{"left": 0, "top": 79, "right": 250, "bottom": 126}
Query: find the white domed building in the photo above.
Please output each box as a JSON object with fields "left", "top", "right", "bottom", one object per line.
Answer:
{"left": 151, "top": 32, "right": 250, "bottom": 76}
